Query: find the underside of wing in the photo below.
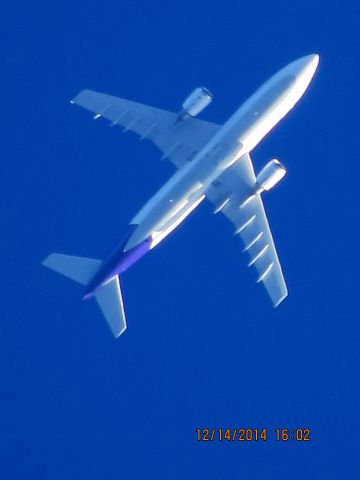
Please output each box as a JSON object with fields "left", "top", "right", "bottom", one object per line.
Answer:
{"left": 72, "top": 89, "right": 220, "bottom": 169}
{"left": 206, "top": 153, "right": 288, "bottom": 307}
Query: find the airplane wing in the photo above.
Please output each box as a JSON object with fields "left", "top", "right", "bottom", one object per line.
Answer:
{"left": 206, "top": 153, "right": 288, "bottom": 307}
{"left": 71, "top": 89, "right": 220, "bottom": 169}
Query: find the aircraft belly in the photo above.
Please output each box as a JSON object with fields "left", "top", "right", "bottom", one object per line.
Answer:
{"left": 125, "top": 143, "right": 240, "bottom": 251}
{"left": 125, "top": 174, "right": 206, "bottom": 251}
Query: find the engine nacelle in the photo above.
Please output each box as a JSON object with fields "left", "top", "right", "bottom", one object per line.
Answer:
{"left": 182, "top": 87, "right": 212, "bottom": 117}
{"left": 256, "top": 159, "right": 286, "bottom": 192}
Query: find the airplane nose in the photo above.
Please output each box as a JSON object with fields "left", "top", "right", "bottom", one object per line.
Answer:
{"left": 311, "top": 53, "right": 320, "bottom": 64}
{"left": 290, "top": 53, "right": 319, "bottom": 74}
{"left": 287, "top": 53, "right": 319, "bottom": 88}
{"left": 305, "top": 53, "right": 320, "bottom": 73}
{"left": 302, "top": 53, "right": 319, "bottom": 83}
{"left": 304, "top": 53, "right": 319, "bottom": 65}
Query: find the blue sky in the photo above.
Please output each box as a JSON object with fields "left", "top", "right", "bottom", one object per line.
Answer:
{"left": 1, "top": 0, "right": 359, "bottom": 478}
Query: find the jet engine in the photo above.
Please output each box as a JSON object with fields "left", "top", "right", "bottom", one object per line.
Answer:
{"left": 256, "top": 159, "right": 286, "bottom": 192}
{"left": 181, "top": 87, "right": 213, "bottom": 117}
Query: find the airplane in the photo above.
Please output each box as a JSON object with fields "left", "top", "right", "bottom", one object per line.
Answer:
{"left": 43, "top": 54, "right": 319, "bottom": 338}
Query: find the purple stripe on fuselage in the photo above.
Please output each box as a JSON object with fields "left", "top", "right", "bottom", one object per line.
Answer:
{"left": 83, "top": 225, "right": 150, "bottom": 298}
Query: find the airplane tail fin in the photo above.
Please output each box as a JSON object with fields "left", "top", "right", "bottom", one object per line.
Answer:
{"left": 42, "top": 253, "right": 127, "bottom": 337}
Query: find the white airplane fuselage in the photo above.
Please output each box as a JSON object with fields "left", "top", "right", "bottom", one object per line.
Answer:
{"left": 126, "top": 54, "right": 319, "bottom": 251}
{"left": 84, "top": 54, "right": 319, "bottom": 297}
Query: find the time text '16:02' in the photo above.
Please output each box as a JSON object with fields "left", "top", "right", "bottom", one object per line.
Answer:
{"left": 196, "top": 428, "right": 311, "bottom": 442}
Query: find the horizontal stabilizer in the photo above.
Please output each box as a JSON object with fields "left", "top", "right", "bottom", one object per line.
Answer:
{"left": 94, "top": 276, "right": 127, "bottom": 337}
{"left": 42, "top": 253, "right": 102, "bottom": 285}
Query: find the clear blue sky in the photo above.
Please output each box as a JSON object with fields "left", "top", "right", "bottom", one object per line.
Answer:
{"left": 1, "top": 0, "right": 359, "bottom": 478}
